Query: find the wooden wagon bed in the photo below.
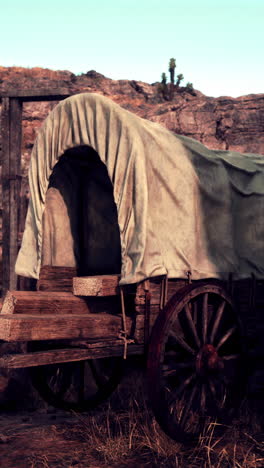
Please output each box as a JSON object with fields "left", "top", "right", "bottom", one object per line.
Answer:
{"left": 0, "top": 266, "right": 263, "bottom": 366}
{"left": 0, "top": 267, "right": 186, "bottom": 366}
{"left": 0, "top": 265, "right": 263, "bottom": 441}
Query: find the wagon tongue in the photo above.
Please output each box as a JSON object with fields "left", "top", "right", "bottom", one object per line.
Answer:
{"left": 196, "top": 344, "right": 224, "bottom": 376}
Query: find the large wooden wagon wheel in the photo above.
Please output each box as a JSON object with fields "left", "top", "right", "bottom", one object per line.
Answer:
{"left": 147, "top": 282, "right": 246, "bottom": 442}
{"left": 29, "top": 342, "right": 123, "bottom": 411}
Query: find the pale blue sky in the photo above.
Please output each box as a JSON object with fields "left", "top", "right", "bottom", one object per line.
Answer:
{"left": 0, "top": 0, "right": 263, "bottom": 97}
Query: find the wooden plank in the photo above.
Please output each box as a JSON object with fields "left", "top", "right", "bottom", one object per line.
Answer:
{"left": 37, "top": 279, "right": 73, "bottom": 292}
{"left": 1, "top": 97, "right": 22, "bottom": 292}
{"left": 38, "top": 265, "right": 78, "bottom": 280}
{"left": 37, "top": 265, "right": 77, "bottom": 292}
{"left": 0, "top": 290, "right": 121, "bottom": 315}
{"left": 18, "top": 193, "right": 29, "bottom": 231}
{"left": 1, "top": 97, "right": 11, "bottom": 293}
{"left": 0, "top": 344, "right": 144, "bottom": 369}
{"left": 9, "top": 98, "right": 22, "bottom": 290}
{"left": 73, "top": 275, "right": 121, "bottom": 296}
{"left": 0, "top": 313, "right": 144, "bottom": 342}
{"left": 0, "top": 88, "right": 70, "bottom": 101}
{"left": 135, "top": 277, "right": 188, "bottom": 306}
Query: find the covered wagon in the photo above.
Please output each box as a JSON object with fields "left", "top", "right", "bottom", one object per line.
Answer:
{"left": 0, "top": 93, "right": 263, "bottom": 441}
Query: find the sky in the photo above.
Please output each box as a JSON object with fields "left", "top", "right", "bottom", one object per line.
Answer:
{"left": 0, "top": 0, "right": 263, "bottom": 98}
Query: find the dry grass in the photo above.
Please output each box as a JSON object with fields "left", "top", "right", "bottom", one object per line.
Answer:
{"left": 1, "top": 364, "right": 263, "bottom": 467}
{"left": 26, "top": 367, "right": 262, "bottom": 468}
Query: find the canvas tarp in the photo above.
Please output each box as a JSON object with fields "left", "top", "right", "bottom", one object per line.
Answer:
{"left": 15, "top": 93, "right": 264, "bottom": 284}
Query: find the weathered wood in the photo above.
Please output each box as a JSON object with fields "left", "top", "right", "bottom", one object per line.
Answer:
{"left": 0, "top": 313, "right": 144, "bottom": 342}
{"left": 1, "top": 97, "right": 22, "bottom": 292}
{"left": 73, "top": 275, "right": 121, "bottom": 296}
{"left": 0, "top": 88, "right": 70, "bottom": 101}
{"left": 0, "top": 343, "right": 144, "bottom": 368}
{"left": 37, "top": 265, "right": 77, "bottom": 292}
{"left": 1, "top": 97, "right": 11, "bottom": 292}
{"left": 38, "top": 279, "right": 73, "bottom": 292}
{"left": 135, "top": 277, "right": 187, "bottom": 307}
{"left": 1, "top": 98, "right": 10, "bottom": 287}
{"left": 0, "top": 290, "right": 121, "bottom": 315}
{"left": 18, "top": 193, "right": 29, "bottom": 236}
{"left": 38, "top": 265, "right": 78, "bottom": 279}
{"left": 0, "top": 91, "right": 70, "bottom": 294}
{"left": 39, "top": 265, "right": 77, "bottom": 281}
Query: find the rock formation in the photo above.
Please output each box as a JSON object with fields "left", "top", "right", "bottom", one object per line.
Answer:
{"left": 1, "top": 66, "right": 264, "bottom": 162}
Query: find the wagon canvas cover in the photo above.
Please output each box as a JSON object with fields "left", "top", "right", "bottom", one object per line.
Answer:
{"left": 15, "top": 93, "right": 264, "bottom": 284}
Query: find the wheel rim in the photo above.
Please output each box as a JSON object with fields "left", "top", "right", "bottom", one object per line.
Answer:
{"left": 29, "top": 342, "right": 123, "bottom": 411}
{"left": 147, "top": 282, "right": 245, "bottom": 442}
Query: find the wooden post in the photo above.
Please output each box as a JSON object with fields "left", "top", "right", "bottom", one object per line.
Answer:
{"left": 1, "top": 97, "right": 22, "bottom": 293}
{"left": 0, "top": 89, "right": 70, "bottom": 294}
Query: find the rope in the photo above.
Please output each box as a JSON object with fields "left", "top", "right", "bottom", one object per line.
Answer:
{"left": 164, "top": 276, "right": 168, "bottom": 305}
{"left": 186, "top": 270, "right": 192, "bottom": 284}
{"left": 160, "top": 275, "right": 168, "bottom": 309}
{"left": 119, "top": 287, "right": 134, "bottom": 359}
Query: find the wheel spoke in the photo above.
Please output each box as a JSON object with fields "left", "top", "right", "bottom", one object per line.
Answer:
{"left": 78, "top": 361, "right": 85, "bottom": 404}
{"left": 193, "top": 301, "right": 198, "bottom": 326}
{"left": 169, "top": 330, "right": 196, "bottom": 355}
{"left": 162, "top": 361, "right": 194, "bottom": 377}
{"left": 200, "top": 384, "right": 206, "bottom": 412}
{"left": 179, "top": 385, "right": 198, "bottom": 429}
{"left": 216, "top": 385, "right": 227, "bottom": 409}
{"left": 222, "top": 354, "right": 239, "bottom": 361}
{"left": 184, "top": 303, "right": 201, "bottom": 348}
{"left": 168, "top": 373, "right": 195, "bottom": 403}
{"left": 210, "top": 300, "right": 226, "bottom": 344}
{"left": 216, "top": 326, "right": 237, "bottom": 351}
{"left": 208, "top": 378, "right": 217, "bottom": 403}
{"left": 215, "top": 370, "right": 230, "bottom": 387}
{"left": 208, "top": 378, "right": 225, "bottom": 409}
{"left": 202, "top": 293, "right": 208, "bottom": 344}
{"left": 89, "top": 360, "right": 108, "bottom": 387}
{"left": 165, "top": 350, "right": 183, "bottom": 358}
{"left": 55, "top": 366, "right": 73, "bottom": 398}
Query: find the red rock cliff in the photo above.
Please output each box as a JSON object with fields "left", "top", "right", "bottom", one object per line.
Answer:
{"left": 0, "top": 66, "right": 263, "bottom": 193}
{"left": 0, "top": 66, "right": 263, "bottom": 155}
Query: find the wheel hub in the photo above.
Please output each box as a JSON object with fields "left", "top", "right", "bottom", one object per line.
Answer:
{"left": 196, "top": 344, "right": 224, "bottom": 376}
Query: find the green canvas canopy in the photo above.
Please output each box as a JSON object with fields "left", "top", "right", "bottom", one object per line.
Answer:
{"left": 15, "top": 93, "right": 264, "bottom": 284}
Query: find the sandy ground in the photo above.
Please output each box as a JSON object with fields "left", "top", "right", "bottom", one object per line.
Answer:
{"left": 0, "top": 409, "right": 113, "bottom": 468}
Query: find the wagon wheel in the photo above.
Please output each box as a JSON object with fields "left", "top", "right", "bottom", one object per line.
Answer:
{"left": 29, "top": 342, "right": 123, "bottom": 411}
{"left": 147, "top": 282, "right": 246, "bottom": 442}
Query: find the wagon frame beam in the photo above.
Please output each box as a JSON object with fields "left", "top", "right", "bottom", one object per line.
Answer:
{"left": 0, "top": 89, "right": 71, "bottom": 293}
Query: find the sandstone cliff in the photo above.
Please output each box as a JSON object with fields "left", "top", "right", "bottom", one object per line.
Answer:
{"left": 1, "top": 66, "right": 264, "bottom": 162}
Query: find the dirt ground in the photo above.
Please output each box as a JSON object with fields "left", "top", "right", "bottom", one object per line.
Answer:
{"left": 0, "top": 366, "right": 263, "bottom": 468}
{"left": 0, "top": 405, "right": 263, "bottom": 468}
{"left": 0, "top": 409, "right": 106, "bottom": 468}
